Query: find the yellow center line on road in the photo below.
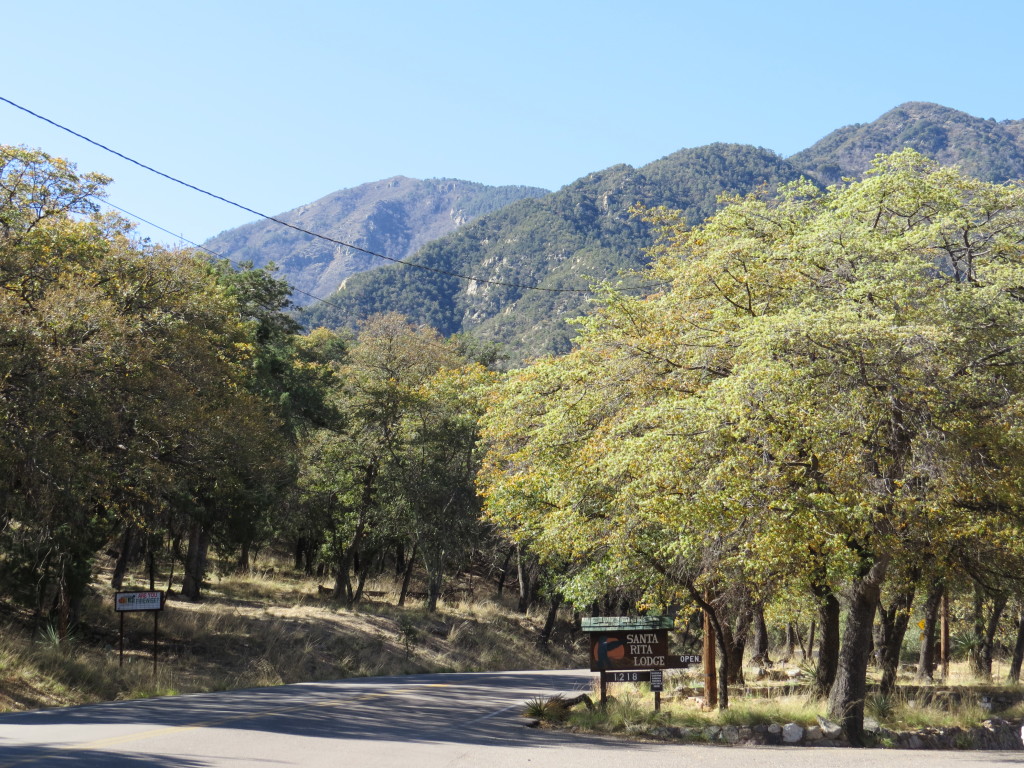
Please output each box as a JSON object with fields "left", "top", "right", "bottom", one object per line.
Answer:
{"left": 0, "top": 684, "right": 451, "bottom": 767}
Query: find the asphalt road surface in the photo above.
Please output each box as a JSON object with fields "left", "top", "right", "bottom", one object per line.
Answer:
{"left": 0, "top": 669, "right": 1022, "bottom": 767}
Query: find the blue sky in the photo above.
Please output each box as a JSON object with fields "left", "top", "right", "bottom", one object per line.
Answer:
{"left": 2, "top": 1, "right": 1021, "bottom": 245}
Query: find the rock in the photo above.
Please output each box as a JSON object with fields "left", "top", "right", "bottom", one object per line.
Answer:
{"left": 804, "top": 725, "right": 823, "bottom": 741}
{"left": 782, "top": 722, "right": 804, "bottom": 743}
{"left": 766, "top": 723, "right": 783, "bottom": 745}
{"left": 903, "top": 733, "right": 924, "bottom": 749}
{"left": 863, "top": 716, "right": 881, "bottom": 734}
{"left": 785, "top": 668, "right": 803, "bottom": 679}
{"left": 704, "top": 725, "right": 722, "bottom": 741}
{"left": 650, "top": 726, "right": 672, "bottom": 740}
{"left": 738, "top": 726, "right": 753, "bottom": 740}
{"left": 817, "top": 716, "right": 843, "bottom": 739}
{"left": 722, "top": 725, "right": 741, "bottom": 744}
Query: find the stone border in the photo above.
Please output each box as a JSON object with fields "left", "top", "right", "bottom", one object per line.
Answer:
{"left": 627, "top": 716, "right": 1024, "bottom": 750}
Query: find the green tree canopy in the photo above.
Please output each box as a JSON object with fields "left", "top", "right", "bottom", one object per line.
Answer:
{"left": 479, "top": 150, "right": 1024, "bottom": 739}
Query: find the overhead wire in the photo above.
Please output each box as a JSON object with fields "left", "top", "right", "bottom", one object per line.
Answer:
{"left": 2, "top": 95, "right": 660, "bottom": 296}
{"left": 91, "top": 196, "right": 488, "bottom": 356}
{"left": 93, "top": 195, "right": 351, "bottom": 312}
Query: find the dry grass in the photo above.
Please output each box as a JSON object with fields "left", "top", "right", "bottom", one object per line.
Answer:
{"left": 559, "top": 660, "right": 1024, "bottom": 737}
{"left": 0, "top": 565, "right": 582, "bottom": 712}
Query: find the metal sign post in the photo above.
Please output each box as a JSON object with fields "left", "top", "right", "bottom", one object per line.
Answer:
{"left": 114, "top": 591, "right": 165, "bottom": 673}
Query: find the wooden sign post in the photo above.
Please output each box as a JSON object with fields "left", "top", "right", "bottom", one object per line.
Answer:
{"left": 582, "top": 616, "right": 701, "bottom": 710}
{"left": 114, "top": 591, "right": 165, "bottom": 675}
{"left": 703, "top": 603, "right": 717, "bottom": 709}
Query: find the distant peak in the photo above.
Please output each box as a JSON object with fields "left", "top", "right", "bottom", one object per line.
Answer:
{"left": 883, "top": 102, "right": 989, "bottom": 121}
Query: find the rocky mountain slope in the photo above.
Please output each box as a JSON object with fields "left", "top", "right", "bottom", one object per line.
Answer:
{"left": 203, "top": 177, "right": 548, "bottom": 305}
{"left": 207, "top": 102, "right": 1024, "bottom": 363}
{"left": 301, "top": 144, "right": 804, "bottom": 361}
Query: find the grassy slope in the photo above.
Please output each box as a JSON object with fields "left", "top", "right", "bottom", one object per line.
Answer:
{"left": 0, "top": 566, "right": 582, "bottom": 712}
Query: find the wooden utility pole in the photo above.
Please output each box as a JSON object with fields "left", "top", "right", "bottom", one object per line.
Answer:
{"left": 703, "top": 601, "right": 717, "bottom": 708}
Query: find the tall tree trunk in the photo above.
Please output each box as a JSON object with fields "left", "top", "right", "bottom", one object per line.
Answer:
{"left": 815, "top": 589, "right": 841, "bottom": 696}
{"left": 538, "top": 592, "right": 563, "bottom": 648}
{"left": 724, "top": 608, "right": 751, "bottom": 685}
{"left": 793, "top": 622, "right": 806, "bottom": 660}
{"left": 181, "top": 521, "right": 210, "bottom": 602}
{"left": 335, "top": 460, "right": 377, "bottom": 603}
{"left": 425, "top": 565, "right": 444, "bottom": 613}
{"left": 353, "top": 567, "right": 368, "bottom": 606}
{"left": 750, "top": 604, "right": 771, "bottom": 664}
{"left": 237, "top": 539, "right": 251, "bottom": 574}
{"left": 398, "top": 542, "right": 418, "bottom": 607}
{"left": 111, "top": 527, "right": 138, "bottom": 590}
{"left": 875, "top": 582, "right": 916, "bottom": 695}
{"left": 395, "top": 541, "right": 406, "bottom": 577}
{"left": 686, "top": 584, "right": 729, "bottom": 709}
{"left": 917, "top": 583, "right": 943, "bottom": 681}
{"left": 827, "top": 554, "right": 889, "bottom": 746}
{"left": 1008, "top": 606, "right": 1024, "bottom": 683}
{"left": 304, "top": 540, "right": 318, "bottom": 576}
{"left": 969, "top": 587, "right": 1008, "bottom": 679}
{"left": 984, "top": 594, "right": 1008, "bottom": 678}
{"left": 496, "top": 546, "right": 514, "bottom": 597}
{"left": 516, "top": 546, "right": 535, "bottom": 613}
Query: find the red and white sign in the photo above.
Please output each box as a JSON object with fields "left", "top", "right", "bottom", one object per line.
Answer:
{"left": 114, "top": 591, "right": 164, "bottom": 612}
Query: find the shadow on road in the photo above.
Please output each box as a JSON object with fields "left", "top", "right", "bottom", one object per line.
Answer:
{"left": 0, "top": 745, "right": 210, "bottom": 768}
{"left": 0, "top": 670, "right": 638, "bottom": 753}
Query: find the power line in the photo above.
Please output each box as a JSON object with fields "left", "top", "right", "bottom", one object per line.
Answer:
{"left": 2, "top": 95, "right": 657, "bottom": 296}
{"left": 92, "top": 197, "right": 487, "bottom": 357}
{"left": 93, "top": 196, "right": 349, "bottom": 312}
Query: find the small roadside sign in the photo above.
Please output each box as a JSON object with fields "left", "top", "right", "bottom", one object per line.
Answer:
{"left": 114, "top": 591, "right": 164, "bottom": 612}
{"left": 114, "top": 590, "right": 165, "bottom": 674}
{"left": 647, "top": 671, "right": 663, "bottom": 696}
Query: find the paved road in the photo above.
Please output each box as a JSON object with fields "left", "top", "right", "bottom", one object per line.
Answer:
{"left": 0, "top": 669, "right": 1021, "bottom": 767}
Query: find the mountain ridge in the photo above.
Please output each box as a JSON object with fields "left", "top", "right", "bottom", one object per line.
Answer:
{"left": 790, "top": 101, "right": 1024, "bottom": 184}
{"left": 204, "top": 102, "right": 1024, "bottom": 362}
{"left": 203, "top": 176, "right": 549, "bottom": 305}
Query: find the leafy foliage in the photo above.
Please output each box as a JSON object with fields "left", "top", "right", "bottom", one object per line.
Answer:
{"left": 303, "top": 145, "right": 804, "bottom": 363}
{"left": 0, "top": 146, "right": 298, "bottom": 623}
{"left": 479, "top": 150, "right": 1024, "bottom": 725}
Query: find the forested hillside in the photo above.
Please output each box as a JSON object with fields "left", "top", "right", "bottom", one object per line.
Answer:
{"left": 0, "top": 147, "right": 502, "bottom": 633}
{"left": 299, "top": 103, "right": 1024, "bottom": 363}
{"left": 9, "top": 140, "right": 1024, "bottom": 744}
{"left": 791, "top": 102, "right": 1024, "bottom": 184}
{"left": 480, "top": 151, "right": 1024, "bottom": 740}
{"left": 203, "top": 177, "right": 548, "bottom": 305}
{"left": 302, "top": 144, "right": 804, "bottom": 361}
